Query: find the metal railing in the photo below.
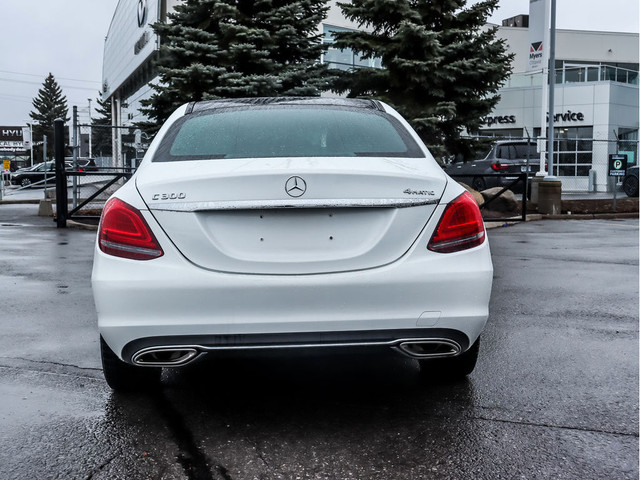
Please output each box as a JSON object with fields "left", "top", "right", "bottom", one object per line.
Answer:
{"left": 65, "top": 169, "right": 132, "bottom": 223}
{"left": 457, "top": 134, "right": 639, "bottom": 192}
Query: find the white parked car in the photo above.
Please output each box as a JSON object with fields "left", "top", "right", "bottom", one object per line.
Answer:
{"left": 92, "top": 98, "right": 493, "bottom": 391}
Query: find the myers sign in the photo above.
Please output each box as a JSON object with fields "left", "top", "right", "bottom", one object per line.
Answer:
{"left": 528, "top": 0, "right": 549, "bottom": 72}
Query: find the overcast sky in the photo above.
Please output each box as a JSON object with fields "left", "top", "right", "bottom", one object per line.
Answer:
{"left": 0, "top": 0, "right": 637, "bottom": 126}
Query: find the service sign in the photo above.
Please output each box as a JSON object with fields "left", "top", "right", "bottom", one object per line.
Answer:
{"left": 608, "top": 154, "right": 628, "bottom": 177}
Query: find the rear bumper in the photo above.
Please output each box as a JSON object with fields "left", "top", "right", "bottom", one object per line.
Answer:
{"left": 93, "top": 242, "right": 493, "bottom": 364}
{"left": 121, "top": 328, "right": 472, "bottom": 365}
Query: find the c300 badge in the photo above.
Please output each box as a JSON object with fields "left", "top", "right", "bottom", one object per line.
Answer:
{"left": 152, "top": 192, "right": 186, "bottom": 200}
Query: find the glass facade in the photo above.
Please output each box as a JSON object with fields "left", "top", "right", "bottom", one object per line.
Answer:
{"left": 534, "top": 127, "right": 594, "bottom": 176}
{"left": 477, "top": 128, "right": 524, "bottom": 138}
{"left": 322, "top": 25, "right": 382, "bottom": 70}
{"left": 0, "top": 152, "right": 30, "bottom": 171}
{"left": 618, "top": 128, "right": 639, "bottom": 166}
{"left": 505, "top": 61, "right": 639, "bottom": 88}
{"left": 554, "top": 127, "right": 593, "bottom": 176}
{"left": 554, "top": 60, "right": 639, "bottom": 85}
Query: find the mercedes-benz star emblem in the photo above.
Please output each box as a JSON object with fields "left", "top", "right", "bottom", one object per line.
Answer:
{"left": 137, "top": 0, "right": 148, "bottom": 27}
{"left": 285, "top": 176, "right": 307, "bottom": 197}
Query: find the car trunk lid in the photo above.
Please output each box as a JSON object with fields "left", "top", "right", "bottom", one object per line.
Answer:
{"left": 136, "top": 157, "right": 447, "bottom": 274}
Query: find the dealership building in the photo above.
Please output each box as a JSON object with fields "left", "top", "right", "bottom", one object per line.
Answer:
{"left": 102, "top": 0, "right": 373, "bottom": 127}
{"left": 0, "top": 126, "right": 31, "bottom": 171}
{"left": 477, "top": 17, "right": 638, "bottom": 192}
{"left": 102, "top": 1, "right": 639, "bottom": 191}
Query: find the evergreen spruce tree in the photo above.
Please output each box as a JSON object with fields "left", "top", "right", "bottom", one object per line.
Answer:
{"left": 29, "top": 73, "right": 69, "bottom": 153}
{"left": 140, "top": 0, "right": 336, "bottom": 130}
{"left": 332, "top": 0, "right": 513, "bottom": 160}
{"left": 92, "top": 93, "right": 113, "bottom": 156}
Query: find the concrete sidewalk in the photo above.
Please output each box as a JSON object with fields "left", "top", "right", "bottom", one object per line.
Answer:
{"left": 0, "top": 181, "right": 107, "bottom": 204}
{"left": 0, "top": 184, "right": 52, "bottom": 203}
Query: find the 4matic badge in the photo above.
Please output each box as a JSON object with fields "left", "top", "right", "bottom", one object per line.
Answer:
{"left": 404, "top": 188, "right": 435, "bottom": 196}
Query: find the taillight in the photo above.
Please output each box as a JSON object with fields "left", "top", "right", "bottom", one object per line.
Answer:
{"left": 428, "top": 191, "right": 485, "bottom": 253}
{"left": 98, "top": 198, "right": 163, "bottom": 260}
{"left": 490, "top": 161, "right": 510, "bottom": 171}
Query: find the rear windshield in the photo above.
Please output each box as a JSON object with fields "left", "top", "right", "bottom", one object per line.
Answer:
{"left": 153, "top": 106, "right": 423, "bottom": 161}
{"left": 495, "top": 143, "right": 537, "bottom": 160}
{"left": 512, "top": 143, "right": 537, "bottom": 158}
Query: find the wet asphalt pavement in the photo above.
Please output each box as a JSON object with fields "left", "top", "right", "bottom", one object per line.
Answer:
{"left": 0, "top": 204, "right": 637, "bottom": 480}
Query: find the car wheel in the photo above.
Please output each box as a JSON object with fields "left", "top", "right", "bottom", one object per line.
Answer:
{"left": 20, "top": 178, "right": 31, "bottom": 188}
{"left": 100, "top": 336, "right": 161, "bottom": 391}
{"left": 418, "top": 337, "right": 480, "bottom": 382}
{"left": 471, "top": 177, "right": 486, "bottom": 192}
{"left": 622, "top": 175, "right": 639, "bottom": 197}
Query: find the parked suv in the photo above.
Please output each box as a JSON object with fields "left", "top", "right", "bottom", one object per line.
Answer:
{"left": 65, "top": 157, "right": 99, "bottom": 171}
{"left": 448, "top": 140, "right": 539, "bottom": 192}
{"left": 622, "top": 165, "right": 639, "bottom": 197}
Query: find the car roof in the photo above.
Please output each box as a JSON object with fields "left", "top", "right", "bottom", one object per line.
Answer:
{"left": 186, "top": 97, "right": 386, "bottom": 115}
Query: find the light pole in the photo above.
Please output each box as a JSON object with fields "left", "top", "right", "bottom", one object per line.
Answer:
{"left": 26, "top": 122, "right": 34, "bottom": 167}
{"left": 538, "top": 0, "right": 562, "bottom": 215}
{"left": 546, "top": 0, "right": 557, "bottom": 180}
{"left": 88, "top": 98, "right": 93, "bottom": 158}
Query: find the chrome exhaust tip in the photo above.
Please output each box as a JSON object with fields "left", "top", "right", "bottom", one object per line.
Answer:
{"left": 132, "top": 347, "right": 200, "bottom": 367}
{"left": 395, "top": 340, "right": 461, "bottom": 359}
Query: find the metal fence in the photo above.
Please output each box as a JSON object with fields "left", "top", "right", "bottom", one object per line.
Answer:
{"left": 76, "top": 123, "right": 151, "bottom": 171}
{"left": 65, "top": 170, "right": 132, "bottom": 223}
{"left": 0, "top": 112, "right": 153, "bottom": 221}
{"left": 458, "top": 134, "right": 639, "bottom": 192}
{"left": 59, "top": 116, "right": 152, "bottom": 220}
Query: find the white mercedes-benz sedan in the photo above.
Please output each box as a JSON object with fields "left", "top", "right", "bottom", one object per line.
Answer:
{"left": 92, "top": 97, "right": 493, "bottom": 391}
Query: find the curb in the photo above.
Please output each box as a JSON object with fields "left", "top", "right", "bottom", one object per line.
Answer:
{"left": 0, "top": 199, "right": 41, "bottom": 205}
{"left": 66, "top": 219, "right": 99, "bottom": 231}
{"left": 541, "top": 212, "right": 639, "bottom": 220}
{"left": 1, "top": 198, "right": 78, "bottom": 205}
{"left": 486, "top": 211, "right": 637, "bottom": 229}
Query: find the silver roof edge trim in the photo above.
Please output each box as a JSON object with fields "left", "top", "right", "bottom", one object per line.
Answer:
{"left": 148, "top": 198, "right": 439, "bottom": 212}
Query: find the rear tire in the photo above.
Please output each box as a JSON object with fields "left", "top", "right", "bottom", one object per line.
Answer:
{"left": 20, "top": 178, "right": 31, "bottom": 188}
{"left": 419, "top": 337, "right": 480, "bottom": 382}
{"left": 100, "top": 336, "right": 161, "bottom": 391}
{"left": 471, "top": 177, "right": 486, "bottom": 191}
{"left": 622, "top": 175, "right": 639, "bottom": 197}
